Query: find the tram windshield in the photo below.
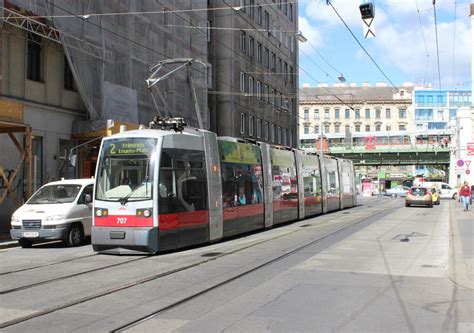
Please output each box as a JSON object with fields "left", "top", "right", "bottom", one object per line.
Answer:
{"left": 95, "top": 138, "right": 157, "bottom": 202}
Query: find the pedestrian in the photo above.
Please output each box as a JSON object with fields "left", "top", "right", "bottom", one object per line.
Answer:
{"left": 458, "top": 181, "right": 472, "bottom": 211}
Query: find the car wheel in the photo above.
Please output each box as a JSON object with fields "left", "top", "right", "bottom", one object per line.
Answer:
{"left": 66, "top": 224, "right": 84, "bottom": 247}
{"left": 452, "top": 193, "right": 457, "bottom": 200}
{"left": 18, "top": 238, "right": 33, "bottom": 248}
{"left": 391, "top": 194, "right": 397, "bottom": 198}
{"left": 405, "top": 203, "right": 410, "bottom": 207}
{"left": 429, "top": 203, "right": 433, "bottom": 208}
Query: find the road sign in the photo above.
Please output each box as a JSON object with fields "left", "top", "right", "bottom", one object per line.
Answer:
{"left": 466, "top": 169, "right": 471, "bottom": 175}
{"left": 362, "top": 18, "right": 376, "bottom": 38}
{"left": 466, "top": 160, "right": 471, "bottom": 167}
{"left": 468, "top": 142, "right": 474, "bottom": 156}
{"left": 457, "top": 159, "right": 464, "bottom": 167}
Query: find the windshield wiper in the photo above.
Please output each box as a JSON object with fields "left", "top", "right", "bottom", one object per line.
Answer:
{"left": 119, "top": 187, "right": 139, "bottom": 206}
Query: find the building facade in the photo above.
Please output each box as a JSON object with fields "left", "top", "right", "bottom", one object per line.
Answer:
{"left": 299, "top": 84, "right": 414, "bottom": 139}
{"left": 413, "top": 89, "right": 471, "bottom": 131}
{"left": 208, "top": 0, "right": 299, "bottom": 146}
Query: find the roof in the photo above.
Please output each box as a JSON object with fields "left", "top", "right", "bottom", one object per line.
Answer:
{"left": 42, "top": 179, "right": 95, "bottom": 186}
{"left": 299, "top": 86, "right": 414, "bottom": 104}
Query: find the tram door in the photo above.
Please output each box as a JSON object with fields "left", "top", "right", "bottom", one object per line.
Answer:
{"left": 158, "top": 136, "right": 209, "bottom": 249}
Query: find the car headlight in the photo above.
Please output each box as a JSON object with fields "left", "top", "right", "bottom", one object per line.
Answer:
{"left": 46, "top": 214, "right": 65, "bottom": 222}
{"left": 11, "top": 215, "right": 20, "bottom": 224}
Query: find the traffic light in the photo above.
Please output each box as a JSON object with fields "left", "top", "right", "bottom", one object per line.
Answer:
{"left": 359, "top": 2, "right": 375, "bottom": 20}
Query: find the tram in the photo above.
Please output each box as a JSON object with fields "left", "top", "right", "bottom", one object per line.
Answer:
{"left": 92, "top": 119, "right": 357, "bottom": 253}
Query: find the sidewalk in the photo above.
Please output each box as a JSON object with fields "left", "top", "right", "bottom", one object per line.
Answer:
{"left": 449, "top": 200, "right": 474, "bottom": 290}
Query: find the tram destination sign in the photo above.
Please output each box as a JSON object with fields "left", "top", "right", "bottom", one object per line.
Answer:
{"left": 107, "top": 140, "right": 152, "bottom": 156}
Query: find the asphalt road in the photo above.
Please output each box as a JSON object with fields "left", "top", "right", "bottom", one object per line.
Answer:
{"left": 0, "top": 197, "right": 472, "bottom": 332}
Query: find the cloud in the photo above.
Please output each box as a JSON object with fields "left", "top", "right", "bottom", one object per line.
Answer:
{"left": 303, "top": 0, "right": 362, "bottom": 28}
{"left": 298, "top": 16, "right": 323, "bottom": 54}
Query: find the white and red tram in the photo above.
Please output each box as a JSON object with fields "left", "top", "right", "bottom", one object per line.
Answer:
{"left": 92, "top": 122, "right": 357, "bottom": 253}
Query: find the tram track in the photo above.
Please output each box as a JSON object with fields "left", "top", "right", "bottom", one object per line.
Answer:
{"left": 112, "top": 203, "right": 400, "bottom": 332}
{"left": 0, "top": 253, "right": 98, "bottom": 276}
{"left": 0, "top": 200, "right": 399, "bottom": 330}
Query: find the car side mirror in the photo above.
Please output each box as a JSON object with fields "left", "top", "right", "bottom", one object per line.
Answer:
{"left": 85, "top": 194, "right": 92, "bottom": 204}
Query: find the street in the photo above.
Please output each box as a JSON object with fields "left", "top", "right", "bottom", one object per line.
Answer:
{"left": 0, "top": 197, "right": 472, "bottom": 332}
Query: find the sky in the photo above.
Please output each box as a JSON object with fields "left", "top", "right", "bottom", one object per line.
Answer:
{"left": 298, "top": 0, "right": 472, "bottom": 90}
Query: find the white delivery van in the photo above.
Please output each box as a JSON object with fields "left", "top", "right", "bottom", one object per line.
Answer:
{"left": 10, "top": 179, "right": 94, "bottom": 248}
{"left": 416, "top": 181, "right": 458, "bottom": 199}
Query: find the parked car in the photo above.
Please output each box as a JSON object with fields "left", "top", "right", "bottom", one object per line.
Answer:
{"left": 429, "top": 187, "right": 440, "bottom": 205}
{"left": 385, "top": 186, "right": 410, "bottom": 198}
{"left": 10, "top": 179, "right": 94, "bottom": 248}
{"left": 405, "top": 187, "right": 433, "bottom": 208}
{"left": 419, "top": 181, "right": 457, "bottom": 199}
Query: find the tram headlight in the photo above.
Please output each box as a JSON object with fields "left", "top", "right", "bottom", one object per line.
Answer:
{"left": 137, "top": 208, "right": 152, "bottom": 218}
{"left": 95, "top": 208, "right": 108, "bottom": 217}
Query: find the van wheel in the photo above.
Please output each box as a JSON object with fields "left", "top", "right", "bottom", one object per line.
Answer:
{"left": 66, "top": 224, "right": 84, "bottom": 247}
{"left": 18, "top": 238, "right": 33, "bottom": 248}
{"left": 452, "top": 193, "right": 457, "bottom": 200}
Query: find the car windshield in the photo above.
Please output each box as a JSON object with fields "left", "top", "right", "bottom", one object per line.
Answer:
{"left": 430, "top": 188, "right": 437, "bottom": 194}
{"left": 27, "top": 184, "right": 82, "bottom": 204}
{"left": 96, "top": 138, "right": 157, "bottom": 202}
{"left": 411, "top": 188, "right": 427, "bottom": 196}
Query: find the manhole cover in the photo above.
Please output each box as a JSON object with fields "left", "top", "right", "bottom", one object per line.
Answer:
{"left": 421, "top": 264, "right": 442, "bottom": 268}
{"left": 300, "top": 224, "right": 311, "bottom": 228}
{"left": 201, "top": 252, "right": 223, "bottom": 257}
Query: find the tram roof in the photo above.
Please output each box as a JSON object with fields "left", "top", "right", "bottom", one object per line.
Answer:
{"left": 102, "top": 128, "right": 203, "bottom": 140}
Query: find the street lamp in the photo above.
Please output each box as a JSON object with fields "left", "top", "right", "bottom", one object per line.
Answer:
{"left": 294, "top": 31, "right": 307, "bottom": 43}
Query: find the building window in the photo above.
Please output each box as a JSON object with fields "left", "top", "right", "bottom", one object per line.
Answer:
{"left": 376, "top": 124, "right": 381, "bottom": 131}
{"left": 289, "top": 130, "right": 293, "bottom": 147}
{"left": 324, "top": 124, "right": 330, "bottom": 133}
{"left": 304, "top": 109, "right": 309, "bottom": 120}
{"left": 240, "top": 113, "right": 246, "bottom": 134}
{"left": 399, "top": 124, "right": 406, "bottom": 131}
{"left": 376, "top": 108, "right": 381, "bottom": 119}
{"left": 386, "top": 108, "right": 391, "bottom": 119}
{"left": 264, "top": 121, "right": 269, "bottom": 140}
{"left": 27, "top": 33, "right": 43, "bottom": 82}
{"left": 314, "top": 109, "right": 320, "bottom": 119}
{"left": 355, "top": 125, "right": 361, "bottom": 132}
{"left": 240, "top": 72, "right": 246, "bottom": 92}
{"left": 257, "top": 118, "right": 262, "bottom": 138}
{"left": 277, "top": 58, "right": 282, "bottom": 76}
{"left": 365, "top": 108, "right": 370, "bottom": 119}
{"left": 283, "top": 62, "right": 288, "bottom": 82}
{"left": 271, "top": 53, "right": 276, "bottom": 71}
{"left": 264, "top": 47, "right": 270, "bottom": 67}
{"left": 207, "top": 20, "right": 212, "bottom": 42}
{"left": 264, "top": 84, "right": 269, "bottom": 102}
{"left": 399, "top": 108, "right": 407, "bottom": 119}
{"left": 240, "top": 0, "right": 247, "bottom": 12}
{"left": 249, "top": 0, "right": 255, "bottom": 18}
{"left": 288, "top": 3, "right": 293, "bottom": 21}
{"left": 277, "top": 127, "right": 282, "bottom": 144}
{"left": 365, "top": 125, "right": 370, "bottom": 132}
{"left": 355, "top": 109, "right": 360, "bottom": 119}
{"left": 345, "top": 109, "right": 350, "bottom": 119}
{"left": 240, "top": 31, "right": 246, "bottom": 53}
{"left": 64, "top": 56, "right": 76, "bottom": 91}
{"left": 386, "top": 124, "right": 391, "bottom": 131}
{"left": 304, "top": 126, "right": 309, "bottom": 134}
{"left": 248, "top": 76, "right": 254, "bottom": 96}
{"left": 257, "top": 6, "right": 262, "bottom": 25}
{"left": 264, "top": 11, "right": 270, "bottom": 34}
{"left": 249, "top": 36, "right": 255, "bottom": 58}
{"left": 314, "top": 125, "right": 319, "bottom": 134}
{"left": 324, "top": 108, "right": 330, "bottom": 119}
{"left": 249, "top": 116, "right": 254, "bottom": 136}
{"left": 271, "top": 124, "right": 275, "bottom": 142}
{"left": 283, "top": 128, "right": 287, "bottom": 145}
{"left": 257, "top": 42, "right": 262, "bottom": 63}
{"left": 256, "top": 81, "right": 262, "bottom": 99}
{"left": 270, "top": 88, "right": 275, "bottom": 105}
{"left": 335, "top": 108, "right": 340, "bottom": 119}
{"left": 335, "top": 125, "right": 340, "bottom": 133}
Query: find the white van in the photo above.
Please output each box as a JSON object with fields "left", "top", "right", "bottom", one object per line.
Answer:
{"left": 10, "top": 179, "right": 94, "bottom": 248}
{"left": 415, "top": 181, "right": 458, "bottom": 199}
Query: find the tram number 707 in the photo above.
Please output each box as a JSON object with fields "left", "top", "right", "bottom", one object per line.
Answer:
{"left": 117, "top": 217, "right": 128, "bottom": 224}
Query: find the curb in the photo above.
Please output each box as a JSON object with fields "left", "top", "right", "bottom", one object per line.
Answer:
{"left": 0, "top": 240, "right": 19, "bottom": 250}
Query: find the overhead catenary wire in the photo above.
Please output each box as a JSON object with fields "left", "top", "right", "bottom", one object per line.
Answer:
{"left": 432, "top": 0, "right": 442, "bottom": 89}
{"left": 325, "top": 0, "right": 399, "bottom": 92}
{"left": 415, "top": 0, "right": 430, "bottom": 87}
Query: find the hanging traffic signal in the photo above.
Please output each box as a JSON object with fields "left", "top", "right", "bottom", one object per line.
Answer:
{"left": 359, "top": 3, "right": 375, "bottom": 20}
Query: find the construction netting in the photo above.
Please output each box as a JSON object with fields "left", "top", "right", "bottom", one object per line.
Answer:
{"left": 8, "top": 0, "right": 209, "bottom": 132}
